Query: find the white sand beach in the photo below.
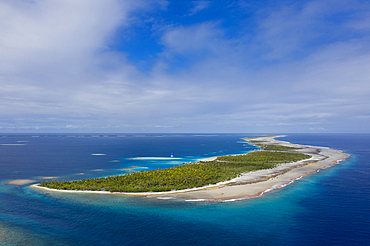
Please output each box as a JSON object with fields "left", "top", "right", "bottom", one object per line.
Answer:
{"left": 31, "top": 135, "right": 349, "bottom": 201}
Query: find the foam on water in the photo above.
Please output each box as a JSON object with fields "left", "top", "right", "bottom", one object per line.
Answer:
{"left": 156, "top": 197, "right": 177, "bottom": 200}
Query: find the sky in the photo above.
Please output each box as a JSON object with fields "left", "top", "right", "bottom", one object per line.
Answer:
{"left": 0, "top": 0, "right": 370, "bottom": 133}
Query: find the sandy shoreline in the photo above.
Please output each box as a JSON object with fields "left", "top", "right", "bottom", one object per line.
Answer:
{"left": 31, "top": 135, "right": 349, "bottom": 201}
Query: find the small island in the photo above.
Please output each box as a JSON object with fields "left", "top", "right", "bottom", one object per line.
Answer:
{"left": 32, "top": 135, "right": 349, "bottom": 201}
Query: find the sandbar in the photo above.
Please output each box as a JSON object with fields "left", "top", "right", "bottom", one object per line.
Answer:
{"left": 7, "top": 179, "right": 36, "bottom": 185}
{"left": 128, "top": 157, "right": 182, "bottom": 160}
{"left": 118, "top": 166, "right": 149, "bottom": 171}
{"left": 31, "top": 135, "right": 349, "bottom": 202}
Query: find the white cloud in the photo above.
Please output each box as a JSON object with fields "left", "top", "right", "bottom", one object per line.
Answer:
{"left": 0, "top": 0, "right": 166, "bottom": 132}
{"left": 161, "top": 22, "right": 223, "bottom": 54}
{"left": 0, "top": 0, "right": 370, "bottom": 133}
{"left": 149, "top": 1, "right": 370, "bottom": 132}
{"left": 189, "top": 1, "right": 210, "bottom": 16}
{"left": 0, "top": 1, "right": 125, "bottom": 73}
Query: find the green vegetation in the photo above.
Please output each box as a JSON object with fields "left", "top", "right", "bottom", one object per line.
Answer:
{"left": 39, "top": 150, "right": 310, "bottom": 193}
{"left": 248, "top": 140, "right": 268, "bottom": 143}
{"left": 255, "top": 144, "right": 302, "bottom": 151}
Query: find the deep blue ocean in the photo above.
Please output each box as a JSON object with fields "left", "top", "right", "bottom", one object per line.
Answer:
{"left": 0, "top": 134, "right": 369, "bottom": 245}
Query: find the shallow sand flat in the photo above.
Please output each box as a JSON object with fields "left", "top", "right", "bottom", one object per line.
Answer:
{"left": 7, "top": 179, "right": 36, "bottom": 185}
{"left": 31, "top": 135, "right": 349, "bottom": 201}
{"left": 118, "top": 166, "right": 149, "bottom": 171}
{"left": 129, "top": 157, "right": 182, "bottom": 160}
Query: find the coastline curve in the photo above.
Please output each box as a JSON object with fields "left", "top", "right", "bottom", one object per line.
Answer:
{"left": 31, "top": 135, "right": 349, "bottom": 202}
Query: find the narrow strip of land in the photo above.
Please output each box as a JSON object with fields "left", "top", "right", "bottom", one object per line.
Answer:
{"left": 31, "top": 135, "right": 349, "bottom": 201}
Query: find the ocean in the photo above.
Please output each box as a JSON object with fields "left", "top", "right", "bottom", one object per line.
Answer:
{"left": 0, "top": 134, "right": 369, "bottom": 245}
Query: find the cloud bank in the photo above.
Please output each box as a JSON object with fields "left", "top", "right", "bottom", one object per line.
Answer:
{"left": 0, "top": 0, "right": 369, "bottom": 133}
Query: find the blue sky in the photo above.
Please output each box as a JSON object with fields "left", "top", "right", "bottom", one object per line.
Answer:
{"left": 0, "top": 0, "right": 369, "bottom": 133}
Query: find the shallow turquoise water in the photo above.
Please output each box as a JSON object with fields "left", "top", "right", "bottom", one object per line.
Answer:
{"left": 0, "top": 134, "right": 369, "bottom": 245}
